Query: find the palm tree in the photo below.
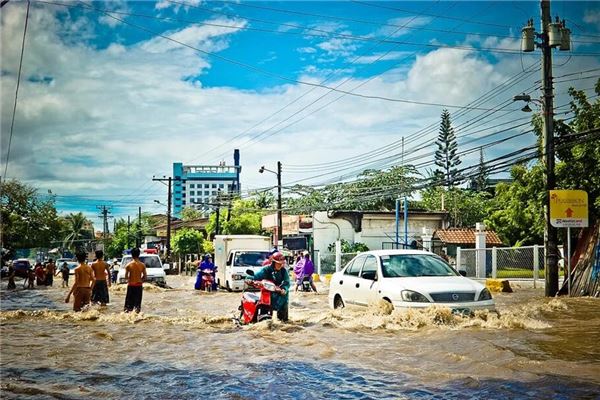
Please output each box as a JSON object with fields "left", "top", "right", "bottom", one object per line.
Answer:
{"left": 62, "top": 212, "right": 93, "bottom": 251}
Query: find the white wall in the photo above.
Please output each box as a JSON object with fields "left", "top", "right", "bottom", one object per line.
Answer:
{"left": 312, "top": 211, "right": 446, "bottom": 253}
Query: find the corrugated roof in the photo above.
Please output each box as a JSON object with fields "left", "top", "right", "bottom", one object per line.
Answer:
{"left": 434, "top": 229, "right": 504, "bottom": 246}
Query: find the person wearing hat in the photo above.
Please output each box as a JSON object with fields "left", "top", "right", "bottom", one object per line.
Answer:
{"left": 247, "top": 251, "right": 290, "bottom": 322}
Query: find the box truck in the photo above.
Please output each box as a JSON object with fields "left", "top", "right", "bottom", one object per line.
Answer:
{"left": 214, "top": 235, "right": 272, "bottom": 291}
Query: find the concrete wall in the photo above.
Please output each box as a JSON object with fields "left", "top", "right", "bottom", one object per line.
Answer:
{"left": 312, "top": 211, "right": 446, "bottom": 254}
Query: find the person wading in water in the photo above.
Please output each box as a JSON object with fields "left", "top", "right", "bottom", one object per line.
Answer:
{"left": 65, "top": 252, "right": 95, "bottom": 312}
{"left": 91, "top": 250, "right": 111, "bottom": 306}
{"left": 124, "top": 248, "right": 147, "bottom": 313}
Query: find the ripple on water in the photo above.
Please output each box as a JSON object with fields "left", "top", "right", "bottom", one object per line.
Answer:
{"left": 2, "top": 361, "right": 599, "bottom": 399}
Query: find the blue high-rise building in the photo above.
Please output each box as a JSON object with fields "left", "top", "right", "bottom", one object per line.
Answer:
{"left": 172, "top": 149, "right": 241, "bottom": 217}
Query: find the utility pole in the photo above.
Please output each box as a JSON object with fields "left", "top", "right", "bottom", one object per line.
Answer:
{"left": 127, "top": 216, "right": 131, "bottom": 249}
{"left": 96, "top": 205, "right": 112, "bottom": 247}
{"left": 137, "top": 206, "right": 142, "bottom": 248}
{"left": 519, "top": 0, "right": 570, "bottom": 296}
{"left": 215, "top": 189, "right": 221, "bottom": 235}
{"left": 541, "top": 0, "right": 558, "bottom": 296}
{"left": 153, "top": 176, "right": 173, "bottom": 262}
{"left": 277, "top": 161, "right": 282, "bottom": 247}
{"left": 259, "top": 162, "right": 283, "bottom": 247}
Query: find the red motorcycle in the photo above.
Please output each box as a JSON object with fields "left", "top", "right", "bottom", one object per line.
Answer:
{"left": 237, "top": 269, "right": 282, "bottom": 324}
{"left": 201, "top": 269, "right": 215, "bottom": 292}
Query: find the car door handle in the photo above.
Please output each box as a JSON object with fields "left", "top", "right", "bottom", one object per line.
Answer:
{"left": 355, "top": 283, "right": 360, "bottom": 288}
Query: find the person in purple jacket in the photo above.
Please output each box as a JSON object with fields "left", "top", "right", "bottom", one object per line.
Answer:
{"left": 299, "top": 251, "right": 317, "bottom": 293}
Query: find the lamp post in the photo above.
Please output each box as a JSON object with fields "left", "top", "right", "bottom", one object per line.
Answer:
{"left": 259, "top": 162, "right": 282, "bottom": 247}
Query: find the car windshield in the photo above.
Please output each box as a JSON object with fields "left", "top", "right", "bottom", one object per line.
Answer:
{"left": 380, "top": 254, "right": 458, "bottom": 278}
{"left": 122, "top": 256, "right": 162, "bottom": 269}
{"left": 234, "top": 251, "right": 271, "bottom": 267}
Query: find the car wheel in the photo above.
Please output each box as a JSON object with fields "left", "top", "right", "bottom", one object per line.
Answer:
{"left": 333, "top": 294, "right": 345, "bottom": 309}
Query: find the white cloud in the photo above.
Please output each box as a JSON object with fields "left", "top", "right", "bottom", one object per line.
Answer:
{"left": 373, "top": 16, "right": 433, "bottom": 38}
{"left": 2, "top": 3, "right": 598, "bottom": 227}
{"left": 583, "top": 9, "right": 600, "bottom": 29}
{"left": 297, "top": 47, "right": 317, "bottom": 54}
{"left": 351, "top": 51, "right": 413, "bottom": 64}
{"left": 316, "top": 32, "right": 359, "bottom": 58}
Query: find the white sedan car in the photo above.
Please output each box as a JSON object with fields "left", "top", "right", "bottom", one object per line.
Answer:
{"left": 328, "top": 250, "right": 495, "bottom": 312}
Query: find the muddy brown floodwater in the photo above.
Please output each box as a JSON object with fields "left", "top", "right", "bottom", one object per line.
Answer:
{"left": 1, "top": 276, "right": 599, "bottom": 399}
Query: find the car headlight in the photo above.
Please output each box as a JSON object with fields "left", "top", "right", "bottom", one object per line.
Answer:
{"left": 401, "top": 290, "right": 430, "bottom": 302}
{"left": 232, "top": 274, "right": 244, "bottom": 280}
{"left": 478, "top": 288, "right": 492, "bottom": 301}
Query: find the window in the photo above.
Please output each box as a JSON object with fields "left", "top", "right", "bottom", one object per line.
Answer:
{"left": 190, "top": 191, "right": 195, "bottom": 196}
{"left": 344, "top": 256, "right": 365, "bottom": 277}
{"left": 212, "top": 184, "right": 217, "bottom": 188}
{"left": 212, "top": 191, "right": 217, "bottom": 196}
{"left": 360, "top": 256, "right": 378, "bottom": 280}
{"left": 190, "top": 184, "right": 195, "bottom": 188}
{"left": 204, "top": 184, "right": 210, "bottom": 188}
{"left": 205, "top": 191, "right": 209, "bottom": 196}
{"left": 219, "top": 184, "right": 224, "bottom": 189}
{"left": 380, "top": 255, "right": 458, "bottom": 278}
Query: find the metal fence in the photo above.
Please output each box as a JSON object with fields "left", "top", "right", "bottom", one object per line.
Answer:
{"left": 318, "top": 252, "right": 358, "bottom": 274}
{"left": 457, "top": 245, "right": 556, "bottom": 286}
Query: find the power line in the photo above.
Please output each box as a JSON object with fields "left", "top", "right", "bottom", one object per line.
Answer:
{"left": 3, "top": 0, "right": 30, "bottom": 180}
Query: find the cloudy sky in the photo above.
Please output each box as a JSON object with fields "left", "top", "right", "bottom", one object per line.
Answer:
{"left": 1, "top": 0, "right": 599, "bottom": 230}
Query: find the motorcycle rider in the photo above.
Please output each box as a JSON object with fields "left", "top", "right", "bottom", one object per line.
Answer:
{"left": 195, "top": 254, "right": 216, "bottom": 290}
{"left": 248, "top": 251, "right": 290, "bottom": 322}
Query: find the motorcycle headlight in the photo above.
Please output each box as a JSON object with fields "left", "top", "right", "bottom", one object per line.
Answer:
{"left": 401, "top": 290, "right": 430, "bottom": 302}
{"left": 478, "top": 288, "right": 492, "bottom": 301}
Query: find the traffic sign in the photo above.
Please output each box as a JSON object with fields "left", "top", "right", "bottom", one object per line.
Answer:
{"left": 549, "top": 190, "right": 588, "bottom": 228}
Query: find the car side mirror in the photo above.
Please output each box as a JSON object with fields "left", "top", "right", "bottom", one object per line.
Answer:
{"left": 246, "top": 269, "right": 255, "bottom": 276}
{"left": 459, "top": 270, "right": 467, "bottom": 277}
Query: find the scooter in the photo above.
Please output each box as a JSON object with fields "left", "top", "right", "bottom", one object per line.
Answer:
{"left": 300, "top": 275, "right": 313, "bottom": 292}
{"left": 201, "top": 268, "right": 215, "bottom": 292}
{"left": 237, "top": 269, "right": 281, "bottom": 325}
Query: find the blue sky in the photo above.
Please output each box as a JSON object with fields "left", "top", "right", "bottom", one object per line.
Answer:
{"left": 1, "top": 1, "right": 599, "bottom": 231}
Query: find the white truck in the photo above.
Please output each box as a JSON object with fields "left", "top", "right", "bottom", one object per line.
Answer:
{"left": 214, "top": 235, "right": 272, "bottom": 291}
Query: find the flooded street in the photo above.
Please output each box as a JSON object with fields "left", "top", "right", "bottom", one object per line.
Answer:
{"left": 1, "top": 276, "right": 599, "bottom": 399}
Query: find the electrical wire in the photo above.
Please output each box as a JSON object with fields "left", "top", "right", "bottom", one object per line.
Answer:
{"left": 3, "top": 0, "right": 30, "bottom": 180}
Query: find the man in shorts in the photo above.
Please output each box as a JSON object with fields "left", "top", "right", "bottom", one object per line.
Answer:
{"left": 91, "top": 250, "right": 111, "bottom": 306}
{"left": 65, "top": 252, "right": 95, "bottom": 312}
{"left": 124, "top": 248, "right": 147, "bottom": 313}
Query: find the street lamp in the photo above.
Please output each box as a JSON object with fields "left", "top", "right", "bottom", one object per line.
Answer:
{"left": 259, "top": 162, "right": 282, "bottom": 247}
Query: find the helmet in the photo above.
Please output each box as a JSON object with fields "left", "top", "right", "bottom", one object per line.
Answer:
{"left": 271, "top": 252, "right": 285, "bottom": 265}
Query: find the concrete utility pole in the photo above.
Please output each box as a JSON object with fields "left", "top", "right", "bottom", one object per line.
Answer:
{"left": 540, "top": 0, "right": 559, "bottom": 296}
{"left": 259, "top": 162, "right": 283, "bottom": 247}
{"left": 215, "top": 189, "right": 221, "bottom": 236}
{"left": 137, "top": 206, "right": 142, "bottom": 248}
{"left": 96, "top": 205, "right": 112, "bottom": 242}
{"left": 127, "top": 216, "right": 131, "bottom": 249}
{"left": 518, "top": 0, "right": 570, "bottom": 296}
{"left": 152, "top": 176, "right": 173, "bottom": 261}
{"left": 277, "top": 161, "right": 282, "bottom": 246}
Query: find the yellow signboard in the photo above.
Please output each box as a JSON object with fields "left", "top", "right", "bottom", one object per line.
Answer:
{"left": 549, "top": 190, "right": 588, "bottom": 228}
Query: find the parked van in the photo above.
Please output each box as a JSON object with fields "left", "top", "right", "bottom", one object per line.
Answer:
{"left": 117, "top": 253, "right": 167, "bottom": 285}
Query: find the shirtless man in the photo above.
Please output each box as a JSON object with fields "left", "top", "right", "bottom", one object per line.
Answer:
{"left": 65, "top": 252, "right": 95, "bottom": 312}
{"left": 90, "top": 250, "right": 111, "bottom": 306}
{"left": 124, "top": 248, "right": 147, "bottom": 313}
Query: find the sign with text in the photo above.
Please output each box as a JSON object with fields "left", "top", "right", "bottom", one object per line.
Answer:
{"left": 550, "top": 190, "right": 588, "bottom": 228}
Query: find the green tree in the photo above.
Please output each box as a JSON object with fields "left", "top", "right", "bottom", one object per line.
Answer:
{"left": 485, "top": 164, "right": 545, "bottom": 246}
{"left": 327, "top": 239, "right": 369, "bottom": 253}
{"left": 171, "top": 228, "right": 205, "bottom": 256}
{"left": 62, "top": 212, "right": 94, "bottom": 251}
{"left": 472, "top": 147, "right": 489, "bottom": 192}
{"left": 206, "top": 199, "right": 265, "bottom": 236}
{"left": 434, "top": 109, "right": 462, "bottom": 188}
{"left": 181, "top": 206, "right": 202, "bottom": 221}
{"left": 285, "top": 165, "right": 417, "bottom": 212}
{"left": 0, "top": 179, "right": 63, "bottom": 251}
{"left": 419, "top": 186, "right": 490, "bottom": 228}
